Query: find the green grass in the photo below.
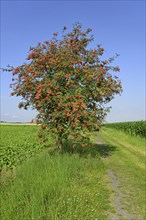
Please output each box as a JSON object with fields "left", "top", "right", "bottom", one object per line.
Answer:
{"left": 0, "top": 152, "right": 110, "bottom": 220}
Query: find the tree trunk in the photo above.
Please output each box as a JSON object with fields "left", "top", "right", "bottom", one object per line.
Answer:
{"left": 57, "top": 134, "right": 63, "bottom": 150}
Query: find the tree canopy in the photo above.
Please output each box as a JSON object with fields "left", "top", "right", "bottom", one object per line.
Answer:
{"left": 5, "top": 22, "right": 122, "bottom": 148}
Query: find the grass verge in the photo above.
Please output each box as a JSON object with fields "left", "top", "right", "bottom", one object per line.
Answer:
{"left": 0, "top": 151, "right": 110, "bottom": 220}
{"left": 100, "top": 127, "right": 145, "bottom": 219}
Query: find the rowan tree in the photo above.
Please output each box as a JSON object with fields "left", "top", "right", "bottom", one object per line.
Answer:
{"left": 4, "top": 22, "right": 122, "bottom": 148}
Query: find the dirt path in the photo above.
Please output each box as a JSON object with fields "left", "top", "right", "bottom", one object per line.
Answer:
{"left": 107, "top": 170, "right": 144, "bottom": 220}
{"left": 95, "top": 130, "right": 145, "bottom": 220}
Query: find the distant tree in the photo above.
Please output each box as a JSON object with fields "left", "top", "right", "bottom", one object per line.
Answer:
{"left": 30, "top": 119, "right": 36, "bottom": 124}
{"left": 3, "top": 22, "right": 122, "bottom": 148}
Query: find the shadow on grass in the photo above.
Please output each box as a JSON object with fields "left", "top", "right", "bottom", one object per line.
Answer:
{"left": 49, "top": 140, "right": 117, "bottom": 158}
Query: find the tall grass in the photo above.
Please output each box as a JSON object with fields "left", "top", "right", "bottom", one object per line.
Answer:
{"left": 0, "top": 152, "right": 110, "bottom": 220}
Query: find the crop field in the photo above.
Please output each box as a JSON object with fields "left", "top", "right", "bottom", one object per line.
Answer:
{"left": 0, "top": 125, "right": 56, "bottom": 170}
{"left": 0, "top": 123, "right": 145, "bottom": 220}
{"left": 103, "top": 120, "right": 146, "bottom": 138}
{"left": 0, "top": 125, "right": 43, "bottom": 170}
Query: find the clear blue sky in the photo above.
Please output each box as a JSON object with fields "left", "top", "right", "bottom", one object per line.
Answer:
{"left": 1, "top": 0, "right": 145, "bottom": 122}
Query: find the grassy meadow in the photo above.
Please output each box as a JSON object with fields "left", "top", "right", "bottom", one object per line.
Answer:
{"left": 0, "top": 124, "right": 145, "bottom": 220}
